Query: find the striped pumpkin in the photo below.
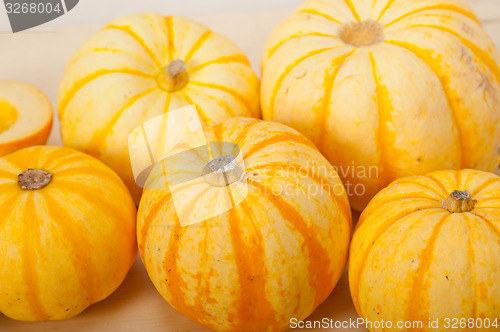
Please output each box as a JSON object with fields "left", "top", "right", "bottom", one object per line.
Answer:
{"left": 138, "top": 117, "right": 351, "bottom": 331}
{"left": 349, "top": 169, "right": 500, "bottom": 331}
{"left": 261, "top": 0, "right": 500, "bottom": 211}
{"left": 0, "top": 146, "right": 137, "bottom": 321}
{"left": 58, "top": 13, "right": 260, "bottom": 204}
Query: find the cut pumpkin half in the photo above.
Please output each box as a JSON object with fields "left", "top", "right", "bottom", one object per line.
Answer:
{"left": 0, "top": 80, "right": 53, "bottom": 157}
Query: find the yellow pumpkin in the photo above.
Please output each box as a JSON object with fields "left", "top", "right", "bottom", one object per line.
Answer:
{"left": 0, "top": 80, "right": 53, "bottom": 157}
{"left": 58, "top": 13, "right": 261, "bottom": 204}
{"left": 349, "top": 169, "right": 500, "bottom": 331}
{"left": 261, "top": 0, "right": 500, "bottom": 211}
{"left": 137, "top": 117, "right": 351, "bottom": 331}
{"left": 0, "top": 146, "right": 137, "bottom": 321}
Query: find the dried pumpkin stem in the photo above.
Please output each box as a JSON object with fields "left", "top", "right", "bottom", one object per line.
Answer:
{"left": 157, "top": 59, "right": 189, "bottom": 92}
{"left": 339, "top": 20, "right": 385, "bottom": 47}
{"left": 167, "top": 59, "right": 187, "bottom": 78}
{"left": 202, "top": 154, "right": 243, "bottom": 187}
{"left": 442, "top": 190, "right": 476, "bottom": 213}
{"left": 18, "top": 169, "right": 52, "bottom": 190}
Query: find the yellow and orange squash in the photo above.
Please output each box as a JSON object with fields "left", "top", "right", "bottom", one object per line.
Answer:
{"left": 261, "top": 0, "right": 500, "bottom": 210}
{"left": 0, "top": 80, "right": 53, "bottom": 157}
{"left": 0, "top": 146, "right": 137, "bottom": 321}
{"left": 58, "top": 13, "right": 261, "bottom": 204}
{"left": 349, "top": 169, "right": 500, "bottom": 331}
{"left": 138, "top": 117, "right": 351, "bottom": 331}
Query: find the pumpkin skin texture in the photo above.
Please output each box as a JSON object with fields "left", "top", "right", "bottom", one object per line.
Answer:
{"left": 58, "top": 13, "right": 261, "bottom": 205}
{"left": 0, "top": 146, "right": 137, "bottom": 321}
{"left": 349, "top": 169, "right": 500, "bottom": 331}
{"left": 138, "top": 117, "right": 352, "bottom": 331}
{"left": 261, "top": 0, "right": 500, "bottom": 211}
{"left": 0, "top": 80, "right": 53, "bottom": 157}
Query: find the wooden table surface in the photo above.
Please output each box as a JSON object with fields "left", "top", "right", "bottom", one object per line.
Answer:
{"left": 0, "top": 0, "right": 499, "bottom": 331}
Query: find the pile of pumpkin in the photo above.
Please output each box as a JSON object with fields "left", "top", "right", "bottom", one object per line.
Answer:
{"left": 0, "top": 0, "right": 499, "bottom": 331}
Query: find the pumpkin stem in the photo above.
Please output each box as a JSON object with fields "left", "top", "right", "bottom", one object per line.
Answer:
{"left": 202, "top": 154, "right": 243, "bottom": 187}
{"left": 442, "top": 190, "right": 476, "bottom": 213}
{"left": 18, "top": 169, "right": 52, "bottom": 190}
{"left": 157, "top": 59, "right": 189, "bottom": 92}
{"left": 339, "top": 20, "right": 385, "bottom": 47}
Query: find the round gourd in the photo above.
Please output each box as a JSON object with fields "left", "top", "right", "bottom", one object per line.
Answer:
{"left": 58, "top": 13, "right": 261, "bottom": 204}
{"left": 0, "top": 146, "right": 137, "bottom": 321}
{"left": 0, "top": 80, "right": 53, "bottom": 157}
{"left": 138, "top": 117, "right": 351, "bottom": 331}
{"left": 349, "top": 169, "right": 500, "bottom": 331}
{"left": 261, "top": 0, "right": 500, "bottom": 211}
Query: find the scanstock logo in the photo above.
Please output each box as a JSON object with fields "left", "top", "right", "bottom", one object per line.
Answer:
{"left": 4, "top": 0, "right": 79, "bottom": 32}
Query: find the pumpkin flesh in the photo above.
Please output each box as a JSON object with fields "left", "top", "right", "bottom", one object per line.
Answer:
{"left": 0, "top": 80, "right": 53, "bottom": 157}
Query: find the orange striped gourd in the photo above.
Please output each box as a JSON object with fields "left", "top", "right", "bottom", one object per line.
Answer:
{"left": 58, "top": 13, "right": 260, "bottom": 204}
{"left": 0, "top": 146, "right": 137, "bottom": 321}
{"left": 137, "top": 117, "right": 352, "bottom": 331}
{"left": 261, "top": 0, "right": 500, "bottom": 211}
{"left": 349, "top": 169, "right": 500, "bottom": 331}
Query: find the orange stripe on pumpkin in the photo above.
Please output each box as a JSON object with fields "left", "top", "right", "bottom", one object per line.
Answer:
{"left": 425, "top": 173, "right": 452, "bottom": 197}
{"left": 85, "top": 87, "right": 157, "bottom": 155}
{"left": 69, "top": 48, "right": 156, "bottom": 70}
{"left": 0, "top": 193, "right": 20, "bottom": 231}
{"left": 52, "top": 166, "right": 115, "bottom": 182}
{"left": 384, "top": 40, "right": 465, "bottom": 167}
{"left": 369, "top": 52, "right": 397, "bottom": 186}
{"left": 406, "top": 24, "right": 500, "bottom": 84}
{"left": 351, "top": 207, "right": 438, "bottom": 314}
{"left": 473, "top": 213, "right": 500, "bottom": 245}
{"left": 58, "top": 68, "right": 155, "bottom": 119}
{"left": 184, "top": 30, "right": 212, "bottom": 64}
{"left": 0, "top": 169, "right": 15, "bottom": 179}
{"left": 406, "top": 213, "right": 449, "bottom": 325}
{"left": 161, "top": 190, "right": 218, "bottom": 330}
{"left": 376, "top": 0, "right": 396, "bottom": 22}
{"left": 165, "top": 16, "right": 175, "bottom": 62}
{"left": 38, "top": 149, "right": 82, "bottom": 171}
{"left": 317, "top": 50, "right": 356, "bottom": 150}
{"left": 267, "top": 47, "right": 338, "bottom": 119}
{"left": 463, "top": 213, "right": 478, "bottom": 319}
{"left": 296, "top": 9, "right": 342, "bottom": 25}
{"left": 22, "top": 193, "right": 49, "bottom": 319}
{"left": 343, "top": 0, "right": 360, "bottom": 21}
{"left": 267, "top": 33, "right": 337, "bottom": 60}
{"left": 42, "top": 194, "right": 99, "bottom": 304}
{"left": 383, "top": 4, "right": 480, "bottom": 28}
{"left": 243, "top": 132, "right": 316, "bottom": 160}
{"left": 470, "top": 177, "right": 500, "bottom": 197}
{"left": 212, "top": 122, "right": 225, "bottom": 144}
{"left": 394, "top": 178, "right": 447, "bottom": 198}
{"left": 177, "top": 90, "right": 211, "bottom": 125}
{"left": 224, "top": 199, "right": 280, "bottom": 331}
{"left": 189, "top": 54, "right": 250, "bottom": 73}
{"left": 163, "top": 92, "right": 172, "bottom": 114}
{"left": 247, "top": 179, "right": 334, "bottom": 309}
{"left": 232, "top": 119, "right": 261, "bottom": 147}
{"left": 188, "top": 81, "right": 253, "bottom": 116}
{"left": 138, "top": 192, "right": 172, "bottom": 255}
{"left": 105, "top": 25, "right": 163, "bottom": 68}
{"left": 248, "top": 162, "right": 351, "bottom": 228}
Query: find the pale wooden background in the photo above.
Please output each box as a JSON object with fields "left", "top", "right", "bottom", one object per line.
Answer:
{"left": 0, "top": 0, "right": 499, "bottom": 331}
